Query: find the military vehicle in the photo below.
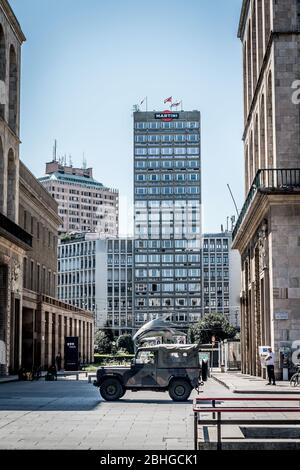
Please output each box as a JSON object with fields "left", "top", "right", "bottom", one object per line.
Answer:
{"left": 93, "top": 343, "right": 207, "bottom": 401}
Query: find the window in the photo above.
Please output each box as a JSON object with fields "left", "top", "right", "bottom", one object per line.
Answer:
{"left": 162, "top": 269, "right": 174, "bottom": 278}
{"left": 161, "top": 147, "right": 173, "bottom": 155}
{"left": 135, "top": 135, "right": 147, "bottom": 142}
{"left": 188, "top": 173, "right": 199, "bottom": 181}
{"left": 175, "top": 283, "right": 187, "bottom": 292}
{"left": 187, "top": 134, "right": 199, "bottom": 142}
{"left": 175, "top": 269, "right": 187, "bottom": 277}
{"left": 135, "top": 148, "right": 147, "bottom": 155}
{"left": 136, "top": 174, "right": 146, "bottom": 181}
{"left": 161, "top": 135, "right": 173, "bottom": 142}
{"left": 162, "top": 255, "right": 174, "bottom": 263}
{"left": 162, "top": 160, "right": 173, "bottom": 168}
{"left": 162, "top": 283, "right": 174, "bottom": 292}
{"left": 135, "top": 255, "right": 147, "bottom": 263}
{"left": 148, "top": 174, "right": 160, "bottom": 181}
{"left": 174, "top": 134, "right": 186, "bottom": 142}
{"left": 174, "top": 148, "right": 186, "bottom": 155}
{"left": 148, "top": 160, "right": 160, "bottom": 169}
{"left": 148, "top": 148, "right": 160, "bottom": 155}
{"left": 149, "top": 298, "right": 160, "bottom": 307}
{"left": 189, "top": 283, "right": 200, "bottom": 292}
{"left": 162, "top": 174, "right": 173, "bottom": 182}
{"left": 149, "top": 255, "right": 160, "bottom": 263}
{"left": 135, "top": 122, "right": 147, "bottom": 129}
{"left": 189, "top": 269, "right": 200, "bottom": 277}
{"left": 136, "top": 351, "right": 156, "bottom": 365}
{"left": 187, "top": 147, "right": 199, "bottom": 155}
{"left": 176, "top": 298, "right": 187, "bottom": 306}
{"left": 148, "top": 135, "right": 160, "bottom": 142}
{"left": 149, "top": 269, "right": 160, "bottom": 277}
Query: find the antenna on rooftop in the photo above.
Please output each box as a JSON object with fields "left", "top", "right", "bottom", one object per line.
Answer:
{"left": 53, "top": 139, "right": 57, "bottom": 162}
{"left": 69, "top": 155, "right": 73, "bottom": 167}
{"left": 82, "top": 153, "right": 87, "bottom": 169}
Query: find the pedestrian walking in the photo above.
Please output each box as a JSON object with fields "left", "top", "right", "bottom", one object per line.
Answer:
{"left": 265, "top": 347, "right": 276, "bottom": 385}
{"left": 55, "top": 352, "right": 62, "bottom": 371}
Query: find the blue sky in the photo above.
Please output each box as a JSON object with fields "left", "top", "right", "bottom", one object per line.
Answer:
{"left": 10, "top": 0, "right": 244, "bottom": 235}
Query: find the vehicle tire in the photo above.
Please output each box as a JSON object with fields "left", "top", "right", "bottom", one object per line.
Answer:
{"left": 120, "top": 387, "right": 126, "bottom": 398}
{"left": 100, "top": 378, "right": 123, "bottom": 401}
{"left": 168, "top": 379, "right": 192, "bottom": 402}
{"left": 290, "top": 373, "right": 300, "bottom": 387}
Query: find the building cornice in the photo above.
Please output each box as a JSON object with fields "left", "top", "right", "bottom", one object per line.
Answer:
{"left": 238, "top": 0, "right": 250, "bottom": 40}
{"left": 0, "top": 0, "right": 26, "bottom": 43}
{"left": 232, "top": 191, "right": 300, "bottom": 253}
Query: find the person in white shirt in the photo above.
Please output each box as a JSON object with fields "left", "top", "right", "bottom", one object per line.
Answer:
{"left": 265, "top": 348, "right": 276, "bottom": 385}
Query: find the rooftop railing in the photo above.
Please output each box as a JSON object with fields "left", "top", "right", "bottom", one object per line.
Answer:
{"left": 0, "top": 212, "right": 32, "bottom": 247}
{"left": 232, "top": 168, "right": 300, "bottom": 241}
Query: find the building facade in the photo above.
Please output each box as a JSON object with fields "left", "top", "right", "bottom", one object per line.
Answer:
{"left": 133, "top": 110, "right": 202, "bottom": 328}
{"left": 0, "top": 0, "right": 94, "bottom": 375}
{"left": 202, "top": 232, "right": 241, "bottom": 327}
{"left": 19, "top": 163, "right": 94, "bottom": 370}
{"left": 0, "top": 0, "right": 29, "bottom": 375}
{"left": 233, "top": 0, "right": 300, "bottom": 378}
{"left": 58, "top": 234, "right": 133, "bottom": 333}
{"left": 39, "top": 160, "right": 119, "bottom": 237}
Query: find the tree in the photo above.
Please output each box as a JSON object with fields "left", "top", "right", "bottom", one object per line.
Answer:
{"left": 94, "top": 330, "right": 112, "bottom": 354}
{"left": 188, "top": 313, "right": 237, "bottom": 344}
{"left": 116, "top": 334, "right": 134, "bottom": 354}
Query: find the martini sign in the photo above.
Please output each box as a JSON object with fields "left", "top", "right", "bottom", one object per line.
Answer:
{"left": 154, "top": 110, "right": 179, "bottom": 122}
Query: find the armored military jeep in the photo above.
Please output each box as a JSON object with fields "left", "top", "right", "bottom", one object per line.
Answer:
{"left": 93, "top": 343, "right": 207, "bottom": 402}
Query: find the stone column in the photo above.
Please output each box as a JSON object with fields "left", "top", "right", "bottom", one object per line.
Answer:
{"left": 47, "top": 312, "right": 52, "bottom": 368}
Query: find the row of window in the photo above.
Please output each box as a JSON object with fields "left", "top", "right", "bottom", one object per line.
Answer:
{"left": 58, "top": 257, "right": 95, "bottom": 271}
{"left": 203, "top": 240, "right": 229, "bottom": 250}
{"left": 135, "top": 134, "right": 199, "bottom": 143}
{"left": 59, "top": 241, "right": 96, "bottom": 257}
{"left": 135, "top": 159, "right": 199, "bottom": 170}
{"left": 107, "top": 255, "right": 133, "bottom": 265}
{"left": 135, "top": 239, "right": 201, "bottom": 249}
{"left": 137, "top": 268, "right": 201, "bottom": 278}
{"left": 136, "top": 173, "right": 199, "bottom": 182}
{"left": 203, "top": 255, "right": 229, "bottom": 264}
{"left": 135, "top": 147, "right": 199, "bottom": 156}
{"left": 135, "top": 269, "right": 200, "bottom": 278}
{"left": 135, "top": 121, "right": 199, "bottom": 129}
{"left": 135, "top": 298, "right": 201, "bottom": 307}
{"left": 135, "top": 254, "right": 200, "bottom": 263}
{"left": 135, "top": 186, "right": 200, "bottom": 195}
{"left": 58, "top": 271, "right": 95, "bottom": 285}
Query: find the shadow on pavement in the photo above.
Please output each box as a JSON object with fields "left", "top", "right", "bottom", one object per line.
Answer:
{"left": 0, "top": 380, "right": 102, "bottom": 411}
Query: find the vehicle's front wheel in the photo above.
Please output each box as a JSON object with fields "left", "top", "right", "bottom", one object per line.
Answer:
{"left": 100, "top": 378, "right": 123, "bottom": 401}
{"left": 168, "top": 379, "right": 192, "bottom": 402}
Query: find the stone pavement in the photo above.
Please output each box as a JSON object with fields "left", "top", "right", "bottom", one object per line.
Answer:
{"left": 212, "top": 370, "right": 300, "bottom": 394}
{"left": 0, "top": 378, "right": 202, "bottom": 450}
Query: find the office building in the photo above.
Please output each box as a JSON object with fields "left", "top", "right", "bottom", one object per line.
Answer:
{"left": 133, "top": 110, "right": 202, "bottom": 328}
{"left": 39, "top": 160, "right": 119, "bottom": 237}
{"left": 202, "top": 231, "right": 240, "bottom": 327}
{"left": 58, "top": 234, "right": 133, "bottom": 332}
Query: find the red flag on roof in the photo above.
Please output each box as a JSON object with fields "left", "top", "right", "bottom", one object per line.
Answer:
{"left": 164, "top": 96, "right": 172, "bottom": 104}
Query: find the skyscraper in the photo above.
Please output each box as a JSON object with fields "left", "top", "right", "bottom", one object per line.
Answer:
{"left": 133, "top": 110, "right": 202, "bottom": 328}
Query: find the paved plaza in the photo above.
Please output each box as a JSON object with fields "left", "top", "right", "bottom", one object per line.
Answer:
{"left": 0, "top": 377, "right": 206, "bottom": 450}
{"left": 0, "top": 377, "right": 300, "bottom": 450}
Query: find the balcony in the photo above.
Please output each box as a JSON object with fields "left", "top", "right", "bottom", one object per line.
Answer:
{"left": 232, "top": 168, "right": 300, "bottom": 242}
{"left": 0, "top": 212, "right": 32, "bottom": 248}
